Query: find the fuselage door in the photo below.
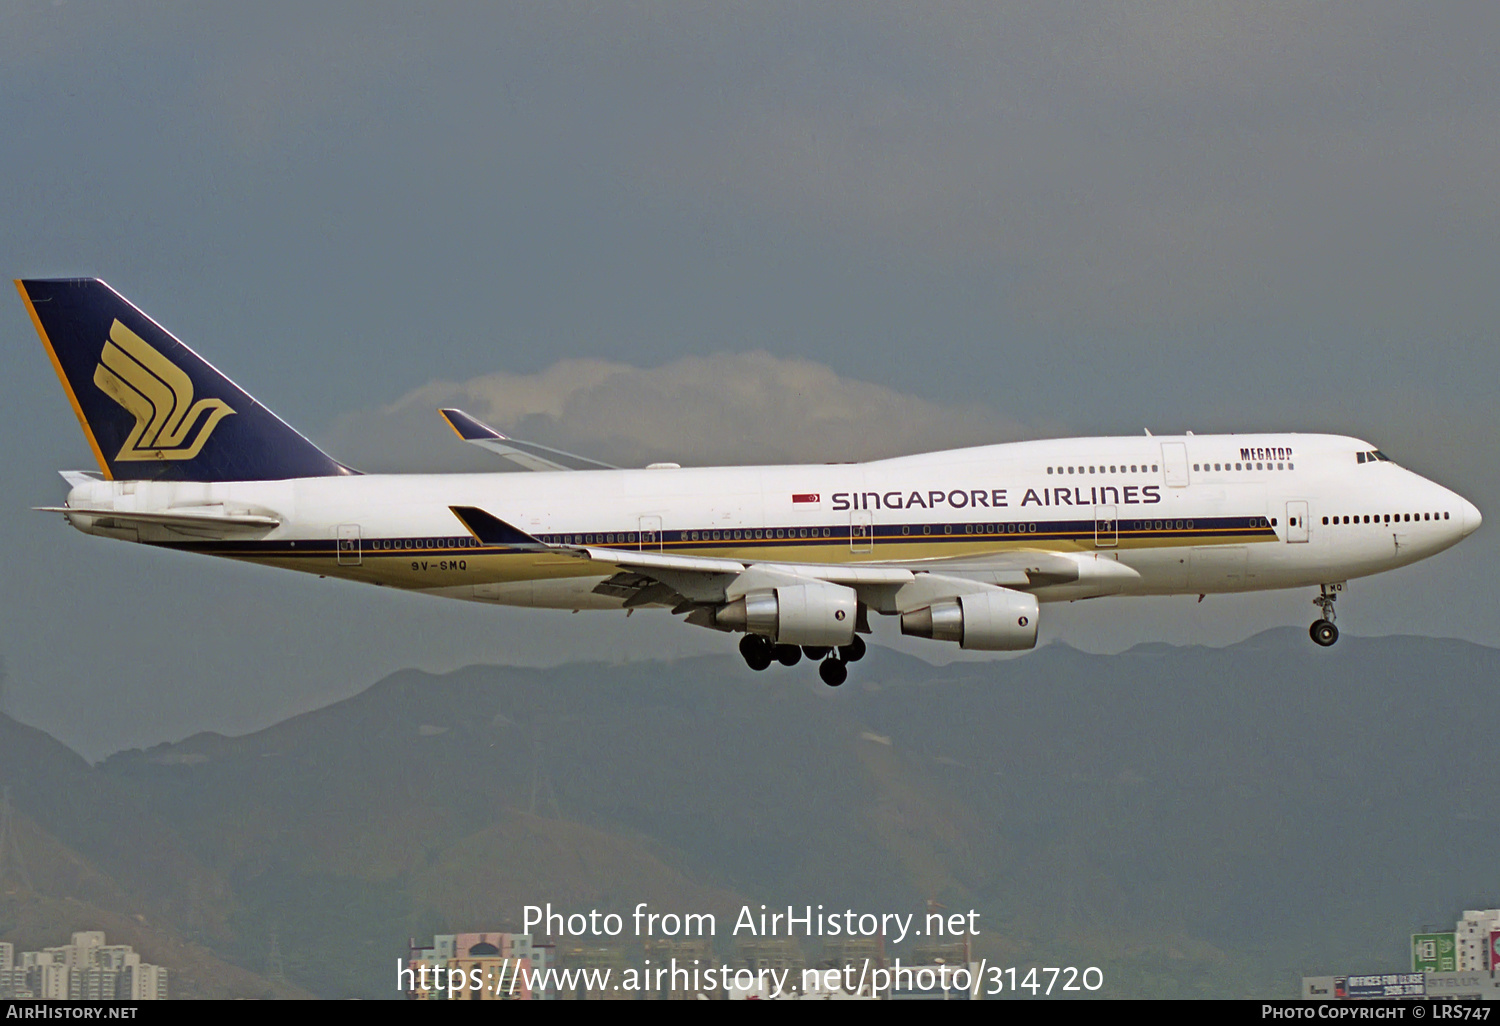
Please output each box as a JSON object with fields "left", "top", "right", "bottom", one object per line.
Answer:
{"left": 1286, "top": 501, "right": 1308, "bottom": 543}
{"left": 1162, "top": 443, "right": 1190, "bottom": 487}
{"left": 638, "top": 514, "right": 663, "bottom": 551}
{"left": 337, "top": 523, "right": 362, "bottom": 566}
{"left": 1094, "top": 503, "right": 1118, "bottom": 548}
{"left": 850, "top": 510, "right": 873, "bottom": 553}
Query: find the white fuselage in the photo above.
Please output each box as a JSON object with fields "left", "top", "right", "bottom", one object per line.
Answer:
{"left": 59, "top": 432, "right": 1480, "bottom": 618}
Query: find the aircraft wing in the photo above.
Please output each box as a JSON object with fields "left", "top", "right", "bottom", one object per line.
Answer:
{"left": 439, "top": 409, "right": 617, "bottom": 472}
{"left": 449, "top": 505, "right": 919, "bottom": 616}
{"left": 449, "top": 507, "right": 1136, "bottom": 615}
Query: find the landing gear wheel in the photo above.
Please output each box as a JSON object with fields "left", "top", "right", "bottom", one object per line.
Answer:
{"left": 1309, "top": 584, "right": 1342, "bottom": 647}
{"left": 802, "top": 647, "right": 831, "bottom": 660}
{"left": 819, "top": 658, "right": 848, "bottom": 687}
{"left": 739, "top": 634, "right": 772, "bottom": 671}
{"left": 838, "top": 635, "right": 867, "bottom": 663}
{"left": 773, "top": 644, "right": 803, "bottom": 667}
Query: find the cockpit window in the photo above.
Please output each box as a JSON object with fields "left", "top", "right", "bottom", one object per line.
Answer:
{"left": 1358, "top": 450, "right": 1394, "bottom": 465}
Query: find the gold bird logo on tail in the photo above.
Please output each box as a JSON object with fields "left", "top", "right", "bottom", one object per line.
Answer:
{"left": 92, "top": 319, "right": 235, "bottom": 461}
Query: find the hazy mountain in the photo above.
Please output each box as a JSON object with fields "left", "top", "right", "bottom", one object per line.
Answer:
{"left": 4, "top": 630, "right": 1498, "bottom": 998}
{"left": 0, "top": 715, "right": 310, "bottom": 998}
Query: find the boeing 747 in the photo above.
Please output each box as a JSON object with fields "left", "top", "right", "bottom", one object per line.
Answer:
{"left": 17, "top": 278, "right": 1482, "bottom": 686}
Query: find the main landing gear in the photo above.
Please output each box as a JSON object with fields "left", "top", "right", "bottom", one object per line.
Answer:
{"left": 1309, "top": 584, "right": 1342, "bottom": 647}
{"left": 739, "top": 633, "right": 865, "bottom": 686}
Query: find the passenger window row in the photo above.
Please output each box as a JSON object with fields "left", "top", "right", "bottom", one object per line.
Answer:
{"left": 372, "top": 537, "right": 477, "bottom": 550}
{"left": 1047, "top": 464, "right": 1158, "bottom": 475}
{"left": 1322, "top": 512, "right": 1449, "bottom": 525}
{"left": 899, "top": 524, "right": 1038, "bottom": 536}
{"left": 1194, "top": 462, "right": 1294, "bottom": 472}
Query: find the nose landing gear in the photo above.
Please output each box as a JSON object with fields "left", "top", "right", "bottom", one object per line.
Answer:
{"left": 1309, "top": 619, "right": 1339, "bottom": 647}
{"left": 1309, "top": 584, "right": 1342, "bottom": 647}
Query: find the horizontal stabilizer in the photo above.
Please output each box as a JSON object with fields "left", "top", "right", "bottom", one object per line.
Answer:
{"left": 35, "top": 506, "right": 280, "bottom": 533}
{"left": 448, "top": 506, "right": 550, "bottom": 550}
{"left": 438, "top": 408, "right": 616, "bottom": 472}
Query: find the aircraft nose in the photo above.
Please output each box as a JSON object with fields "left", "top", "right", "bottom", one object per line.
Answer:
{"left": 1461, "top": 498, "right": 1482, "bottom": 537}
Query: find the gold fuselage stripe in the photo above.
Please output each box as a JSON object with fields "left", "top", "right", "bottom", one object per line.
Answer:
{"left": 151, "top": 521, "right": 1275, "bottom": 591}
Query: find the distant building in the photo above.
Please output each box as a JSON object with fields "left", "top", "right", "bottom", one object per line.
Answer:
{"left": 554, "top": 944, "right": 633, "bottom": 1001}
{"left": 1301, "top": 906, "right": 1500, "bottom": 1001}
{"left": 907, "top": 938, "right": 972, "bottom": 967}
{"left": 1456, "top": 910, "right": 1500, "bottom": 971}
{"left": 889, "top": 962, "right": 980, "bottom": 1001}
{"left": 121, "top": 963, "right": 168, "bottom": 1001}
{"left": 405, "top": 933, "right": 552, "bottom": 1001}
{"left": 644, "top": 937, "right": 718, "bottom": 1000}
{"left": 735, "top": 937, "right": 803, "bottom": 978}
{"left": 0, "top": 932, "right": 165, "bottom": 1000}
{"left": 1301, "top": 972, "right": 1500, "bottom": 1001}
{"left": 70, "top": 966, "right": 111, "bottom": 1001}
{"left": 402, "top": 944, "right": 449, "bottom": 1003}
{"left": 0, "top": 969, "right": 29, "bottom": 999}
{"left": 1302, "top": 976, "right": 1340, "bottom": 999}
{"left": 726, "top": 938, "right": 804, "bottom": 1000}
{"left": 38, "top": 963, "right": 68, "bottom": 1000}
{"left": 1426, "top": 973, "right": 1500, "bottom": 1000}
{"left": 820, "top": 936, "right": 886, "bottom": 973}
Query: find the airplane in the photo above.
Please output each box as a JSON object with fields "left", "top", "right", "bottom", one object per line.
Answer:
{"left": 16, "top": 278, "right": 1483, "bottom": 687}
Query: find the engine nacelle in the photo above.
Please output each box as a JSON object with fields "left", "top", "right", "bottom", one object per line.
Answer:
{"left": 900, "top": 589, "right": 1039, "bottom": 651}
{"left": 715, "top": 582, "right": 858, "bottom": 647}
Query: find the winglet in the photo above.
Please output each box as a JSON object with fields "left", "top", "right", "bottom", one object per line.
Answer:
{"left": 439, "top": 408, "right": 505, "bottom": 442}
{"left": 449, "top": 506, "right": 550, "bottom": 550}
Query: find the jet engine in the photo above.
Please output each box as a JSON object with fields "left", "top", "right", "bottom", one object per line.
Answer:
{"left": 715, "top": 581, "right": 858, "bottom": 647}
{"left": 900, "top": 588, "right": 1039, "bottom": 651}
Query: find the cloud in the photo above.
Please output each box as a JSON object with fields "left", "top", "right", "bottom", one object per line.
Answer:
{"left": 325, "top": 351, "right": 1024, "bottom": 473}
{"left": 11, "top": 5, "right": 1498, "bottom": 342}
{"left": 612, "top": 4, "right": 1500, "bottom": 336}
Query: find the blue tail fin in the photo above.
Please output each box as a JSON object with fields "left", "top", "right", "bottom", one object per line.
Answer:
{"left": 16, "top": 278, "right": 354, "bottom": 481}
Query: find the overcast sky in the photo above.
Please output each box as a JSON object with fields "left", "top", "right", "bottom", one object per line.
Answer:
{"left": 2, "top": 3, "right": 1496, "bottom": 759}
